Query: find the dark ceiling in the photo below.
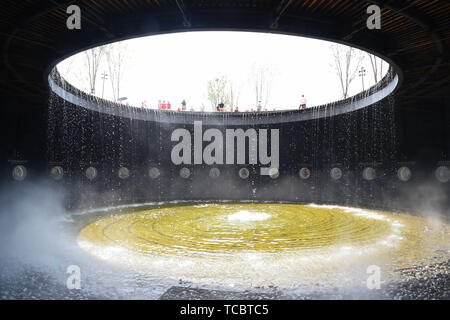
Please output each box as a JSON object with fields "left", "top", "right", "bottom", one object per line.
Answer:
{"left": 1, "top": 0, "right": 450, "bottom": 102}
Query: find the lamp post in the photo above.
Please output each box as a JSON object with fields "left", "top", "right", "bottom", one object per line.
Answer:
{"left": 101, "top": 72, "right": 108, "bottom": 99}
{"left": 359, "top": 67, "right": 367, "bottom": 91}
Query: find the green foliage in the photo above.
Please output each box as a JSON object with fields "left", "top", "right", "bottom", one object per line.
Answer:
{"left": 207, "top": 76, "right": 230, "bottom": 109}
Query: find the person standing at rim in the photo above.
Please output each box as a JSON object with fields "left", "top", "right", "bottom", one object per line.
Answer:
{"left": 181, "top": 99, "right": 187, "bottom": 111}
{"left": 299, "top": 95, "right": 307, "bottom": 109}
{"left": 256, "top": 100, "right": 262, "bottom": 112}
{"left": 217, "top": 102, "right": 225, "bottom": 112}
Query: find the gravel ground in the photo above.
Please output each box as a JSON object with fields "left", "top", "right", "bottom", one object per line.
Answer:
{"left": 384, "top": 260, "right": 449, "bottom": 300}
{"left": 1, "top": 260, "right": 448, "bottom": 300}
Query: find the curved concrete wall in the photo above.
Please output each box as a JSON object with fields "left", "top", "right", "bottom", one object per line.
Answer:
{"left": 48, "top": 68, "right": 399, "bottom": 125}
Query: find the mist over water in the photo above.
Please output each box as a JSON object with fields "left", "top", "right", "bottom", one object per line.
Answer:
{"left": 0, "top": 182, "right": 68, "bottom": 267}
{"left": 0, "top": 182, "right": 82, "bottom": 299}
{"left": 0, "top": 182, "right": 180, "bottom": 299}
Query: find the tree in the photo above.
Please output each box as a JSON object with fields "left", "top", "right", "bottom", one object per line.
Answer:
{"left": 84, "top": 46, "right": 107, "bottom": 94}
{"left": 227, "top": 79, "right": 241, "bottom": 112}
{"left": 207, "top": 76, "right": 229, "bottom": 110}
{"left": 57, "top": 52, "right": 90, "bottom": 93}
{"left": 105, "top": 42, "right": 129, "bottom": 101}
{"left": 330, "top": 44, "right": 364, "bottom": 99}
{"left": 367, "top": 53, "right": 385, "bottom": 84}
{"left": 251, "top": 64, "right": 274, "bottom": 108}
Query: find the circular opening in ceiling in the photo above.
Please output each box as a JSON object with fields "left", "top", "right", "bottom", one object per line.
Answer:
{"left": 49, "top": 31, "right": 400, "bottom": 123}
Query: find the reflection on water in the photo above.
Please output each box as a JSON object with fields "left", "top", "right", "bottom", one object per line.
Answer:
{"left": 77, "top": 203, "right": 450, "bottom": 289}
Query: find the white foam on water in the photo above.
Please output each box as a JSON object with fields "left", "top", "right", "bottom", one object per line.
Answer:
{"left": 307, "top": 203, "right": 392, "bottom": 221}
{"left": 227, "top": 210, "right": 271, "bottom": 222}
{"left": 306, "top": 203, "right": 406, "bottom": 249}
{"left": 307, "top": 203, "right": 343, "bottom": 210}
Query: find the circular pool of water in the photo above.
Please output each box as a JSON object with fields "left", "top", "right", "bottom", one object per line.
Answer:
{"left": 77, "top": 203, "right": 450, "bottom": 289}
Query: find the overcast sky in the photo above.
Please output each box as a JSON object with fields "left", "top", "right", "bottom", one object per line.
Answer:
{"left": 57, "top": 31, "right": 388, "bottom": 111}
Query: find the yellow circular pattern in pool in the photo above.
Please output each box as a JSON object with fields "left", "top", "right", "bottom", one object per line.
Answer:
{"left": 78, "top": 203, "right": 450, "bottom": 288}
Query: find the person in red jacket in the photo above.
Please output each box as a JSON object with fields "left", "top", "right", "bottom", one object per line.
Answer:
{"left": 167, "top": 101, "right": 171, "bottom": 110}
